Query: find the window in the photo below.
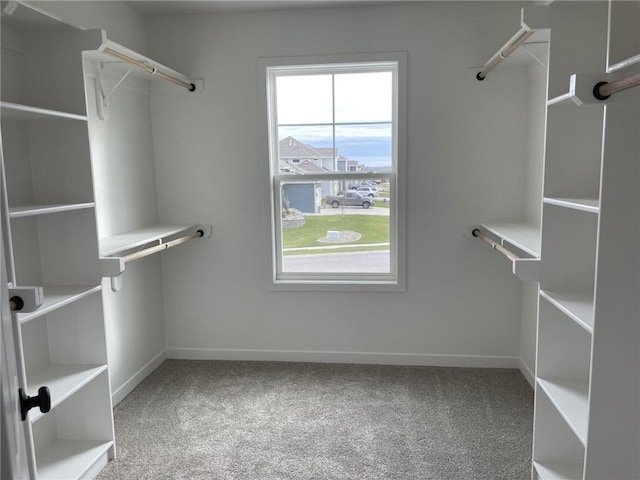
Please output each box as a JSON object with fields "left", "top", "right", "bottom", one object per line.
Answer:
{"left": 262, "top": 53, "right": 405, "bottom": 289}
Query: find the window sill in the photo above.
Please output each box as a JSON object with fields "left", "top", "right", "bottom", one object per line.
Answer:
{"left": 268, "top": 279, "right": 406, "bottom": 293}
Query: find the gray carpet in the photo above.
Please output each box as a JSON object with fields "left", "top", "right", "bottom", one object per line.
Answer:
{"left": 96, "top": 360, "right": 533, "bottom": 480}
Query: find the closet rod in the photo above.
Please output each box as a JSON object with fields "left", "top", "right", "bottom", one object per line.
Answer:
{"left": 593, "top": 72, "right": 640, "bottom": 100}
{"left": 123, "top": 229, "right": 204, "bottom": 264}
{"left": 103, "top": 47, "right": 196, "bottom": 92}
{"left": 476, "top": 27, "right": 534, "bottom": 81}
{"left": 472, "top": 228, "right": 519, "bottom": 261}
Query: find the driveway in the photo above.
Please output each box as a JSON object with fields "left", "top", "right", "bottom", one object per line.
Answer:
{"left": 282, "top": 250, "right": 390, "bottom": 273}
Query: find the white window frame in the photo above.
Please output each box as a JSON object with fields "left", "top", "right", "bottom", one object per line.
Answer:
{"left": 259, "top": 52, "right": 406, "bottom": 291}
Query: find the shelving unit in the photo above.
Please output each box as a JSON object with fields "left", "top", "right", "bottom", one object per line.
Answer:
{"left": 472, "top": 6, "right": 548, "bottom": 288}
{"left": 532, "top": 2, "right": 639, "bottom": 478}
{"left": 1, "top": 4, "right": 114, "bottom": 478}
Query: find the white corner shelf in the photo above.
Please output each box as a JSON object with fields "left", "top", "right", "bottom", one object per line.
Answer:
{"left": 9, "top": 203, "right": 95, "bottom": 219}
{"left": 99, "top": 224, "right": 199, "bottom": 257}
{"left": 27, "top": 364, "right": 108, "bottom": 423}
{"left": 0, "top": 101, "right": 88, "bottom": 122}
{"left": 537, "top": 378, "right": 589, "bottom": 445}
{"left": 534, "top": 461, "right": 583, "bottom": 480}
{"left": 16, "top": 285, "right": 102, "bottom": 324}
{"left": 543, "top": 197, "right": 599, "bottom": 214}
{"left": 480, "top": 222, "right": 541, "bottom": 258}
{"left": 540, "top": 290, "right": 594, "bottom": 332}
{"left": 35, "top": 440, "right": 113, "bottom": 480}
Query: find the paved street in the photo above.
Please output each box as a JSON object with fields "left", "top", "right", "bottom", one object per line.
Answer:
{"left": 282, "top": 250, "right": 390, "bottom": 272}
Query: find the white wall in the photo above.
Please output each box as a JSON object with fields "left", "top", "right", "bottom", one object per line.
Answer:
{"left": 147, "top": 3, "right": 533, "bottom": 367}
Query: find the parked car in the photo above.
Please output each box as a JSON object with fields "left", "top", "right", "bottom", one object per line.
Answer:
{"left": 325, "top": 191, "right": 375, "bottom": 209}
{"left": 355, "top": 186, "right": 378, "bottom": 197}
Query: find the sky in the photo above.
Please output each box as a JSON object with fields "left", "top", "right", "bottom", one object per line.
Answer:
{"left": 276, "top": 71, "right": 393, "bottom": 168}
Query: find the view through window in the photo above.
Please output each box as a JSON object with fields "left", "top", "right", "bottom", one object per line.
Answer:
{"left": 266, "top": 59, "right": 400, "bottom": 284}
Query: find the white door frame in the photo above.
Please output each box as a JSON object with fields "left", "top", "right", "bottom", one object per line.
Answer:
{"left": 1, "top": 181, "right": 29, "bottom": 479}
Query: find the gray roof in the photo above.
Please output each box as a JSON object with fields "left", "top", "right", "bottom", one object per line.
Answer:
{"left": 279, "top": 160, "right": 329, "bottom": 174}
{"left": 279, "top": 137, "right": 331, "bottom": 160}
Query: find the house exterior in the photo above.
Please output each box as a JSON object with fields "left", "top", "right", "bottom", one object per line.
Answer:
{"left": 278, "top": 136, "right": 365, "bottom": 212}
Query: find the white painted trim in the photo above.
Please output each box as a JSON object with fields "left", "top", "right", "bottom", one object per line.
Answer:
{"left": 519, "top": 357, "right": 535, "bottom": 388}
{"left": 166, "top": 347, "right": 519, "bottom": 369}
{"left": 111, "top": 349, "right": 167, "bottom": 406}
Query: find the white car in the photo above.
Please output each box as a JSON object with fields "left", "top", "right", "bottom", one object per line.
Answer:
{"left": 355, "top": 186, "right": 378, "bottom": 197}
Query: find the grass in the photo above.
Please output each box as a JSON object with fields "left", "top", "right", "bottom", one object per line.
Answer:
{"left": 282, "top": 214, "right": 389, "bottom": 253}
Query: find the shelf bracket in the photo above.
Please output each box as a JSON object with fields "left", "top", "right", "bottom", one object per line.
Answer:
{"left": 94, "top": 65, "right": 133, "bottom": 121}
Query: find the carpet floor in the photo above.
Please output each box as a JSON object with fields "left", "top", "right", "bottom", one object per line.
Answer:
{"left": 96, "top": 360, "right": 533, "bottom": 480}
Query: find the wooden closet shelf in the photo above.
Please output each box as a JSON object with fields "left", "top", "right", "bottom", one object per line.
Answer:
{"left": 537, "top": 378, "right": 589, "bottom": 445}
{"left": 16, "top": 285, "right": 102, "bottom": 324}
{"left": 533, "top": 461, "right": 583, "bottom": 480}
{"left": 27, "top": 364, "right": 107, "bottom": 423}
{"left": 479, "top": 222, "right": 541, "bottom": 258}
{"left": 540, "top": 290, "right": 594, "bottom": 332}
{"left": 544, "top": 197, "right": 599, "bottom": 214}
{"left": 99, "top": 224, "right": 200, "bottom": 258}
{"left": 35, "top": 440, "right": 113, "bottom": 480}
{"left": 9, "top": 203, "right": 95, "bottom": 218}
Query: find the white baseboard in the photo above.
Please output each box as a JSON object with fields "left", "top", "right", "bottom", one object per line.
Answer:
{"left": 166, "top": 347, "right": 520, "bottom": 369}
{"left": 111, "top": 349, "right": 167, "bottom": 406}
{"left": 519, "top": 358, "right": 535, "bottom": 388}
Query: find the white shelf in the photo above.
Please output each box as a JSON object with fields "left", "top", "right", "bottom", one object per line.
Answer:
{"left": 537, "top": 378, "right": 589, "bottom": 445}
{"left": 100, "top": 224, "right": 198, "bottom": 257}
{"left": 0, "top": 101, "right": 87, "bottom": 122}
{"left": 16, "top": 285, "right": 102, "bottom": 324}
{"left": 35, "top": 439, "right": 113, "bottom": 480}
{"left": 84, "top": 37, "right": 194, "bottom": 89}
{"left": 534, "top": 461, "right": 583, "bottom": 480}
{"left": 27, "top": 364, "right": 107, "bottom": 423}
{"left": 480, "top": 222, "right": 541, "bottom": 257}
{"left": 544, "top": 197, "right": 599, "bottom": 214}
{"left": 9, "top": 203, "right": 95, "bottom": 218}
{"left": 540, "top": 290, "right": 594, "bottom": 332}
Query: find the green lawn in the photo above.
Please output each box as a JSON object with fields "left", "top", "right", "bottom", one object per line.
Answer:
{"left": 283, "top": 214, "right": 389, "bottom": 253}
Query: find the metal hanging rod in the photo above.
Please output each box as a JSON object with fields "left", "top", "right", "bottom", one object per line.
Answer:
{"left": 593, "top": 72, "right": 640, "bottom": 100}
{"left": 122, "top": 229, "right": 204, "bottom": 264}
{"left": 103, "top": 47, "right": 196, "bottom": 92}
{"left": 472, "top": 228, "right": 520, "bottom": 261}
{"left": 476, "top": 27, "right": 535, "bottom": 81}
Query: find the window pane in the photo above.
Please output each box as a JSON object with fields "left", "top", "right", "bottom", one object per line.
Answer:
{"left": 280, "top": 180, "right": 390, "bottom": 274}
{"left": 278, "top": 126, "right": 334, "bottom": 174}
{"left": 276, "top": 75, "right": 333, "bottom": 125}
{"left": 334, "top": 72, "right": 392, "bottom": 123}
{"left": 335, "top": 124, "right": 392, "bottom": 170}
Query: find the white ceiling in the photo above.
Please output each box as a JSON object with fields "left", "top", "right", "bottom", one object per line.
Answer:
{"left": 124, "top": 0, "right": 398, "bottom": 16}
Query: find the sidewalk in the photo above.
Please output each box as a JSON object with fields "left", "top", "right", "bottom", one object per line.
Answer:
{"left": 309, "top": 204, "right": 390, "bottom": 216}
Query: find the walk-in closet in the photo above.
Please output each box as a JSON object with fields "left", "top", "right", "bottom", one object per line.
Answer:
{"left": 1, "top": 1, "right": 637, "bottom": 479}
